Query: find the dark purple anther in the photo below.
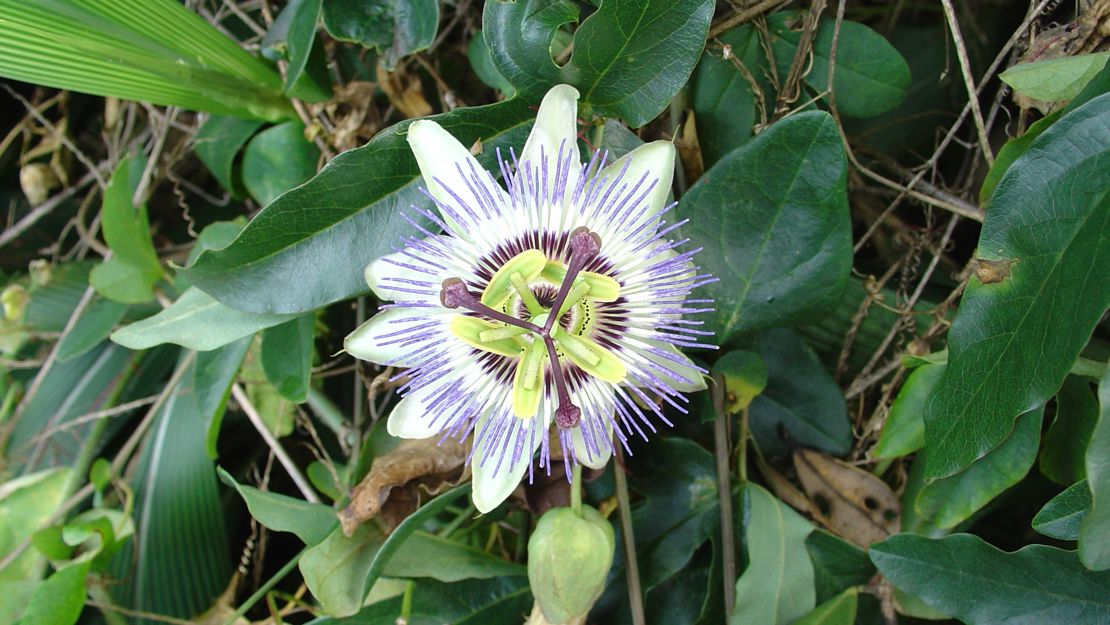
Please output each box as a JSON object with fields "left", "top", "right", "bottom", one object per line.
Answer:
{"left": 554, "top": 403, "right": 581, "bottom": 429}
{"left": 439, "top": 277, "right": 473, "bottom": 309}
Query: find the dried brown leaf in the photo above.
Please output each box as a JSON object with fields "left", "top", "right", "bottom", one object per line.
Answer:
{"left": 793, "top": 448, "right": 900, "bottom": 547}
{"left": 375, "top": 64, "right": 433, "bottom": 119}
{"left": 339, "top": 436, "right": 469, "bottom": 536}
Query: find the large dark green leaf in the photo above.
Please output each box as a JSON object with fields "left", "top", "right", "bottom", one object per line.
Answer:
{"left": 732, "top": 483, "right": 815, "bottom": 625}
{"left": 688, "top": 25, "right": 764, "bottom": 167}
{"left": 1079, "top": 364, "right": 1110, "bottom": 569}
{"left": 109, "top": 356, "right": 232, "bottom": 624}
{"left": 182, "top": 99, "right": 535, "bottom": 313}
{"left": 383, "top": 531, "right": 526, "bottom": 581}
{"left": 907, "top": 408, "right": 1042, "bottom": 535}
{"left": 767, "top": 14, "right": 910, "bottom": 119}
{"left": 484, "top": 0, "right": 714, "bottom": 127}
{"left": 1033, "top": 480, "right": 1091, "bottom": 541}
{"left": 923, "top": 94, "right": 1110, "bottom": 479}
{"left": 322, "top": 0, "right": 439, "bottom": 69}
{"left": 678, "top": 111, "right": 851, "bottom": 343}
{"left": 870, "top": 533, "right": 1110, "bottom": 624}
{"left": 805, "top": 530, "right": 875, "bottom": 604}
{"left": 748, "top": 329, "right": 852, "bottom": 456}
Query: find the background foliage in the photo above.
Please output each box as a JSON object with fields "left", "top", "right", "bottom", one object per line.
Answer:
{"left": 0, "top": 0, "right": 1108, "bottom": 624}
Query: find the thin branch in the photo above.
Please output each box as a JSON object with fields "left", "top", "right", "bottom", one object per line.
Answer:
{"left": 0, "top": 168, "right": 102, "bottom": 249}
{"left": 2, "top": 84, "right": 107, "bottom": 189}
{"left": 231, "top": 384, "right": 320, "bottom": 504}
{"left": 711, "top": 376, "right": 737, "bottom": 615}
{"left": 614, "top": 449, "right": 646, "bottom": 625}
{"left": 708, "top": 0, "right": 792, "bottom": 38}
{"left": 940, "top": 0, "right": 995, "bottom": 166}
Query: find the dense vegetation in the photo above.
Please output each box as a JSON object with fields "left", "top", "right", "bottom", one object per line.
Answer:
{"left": 0, "top": 0, "right": 1108, "bottom": 624}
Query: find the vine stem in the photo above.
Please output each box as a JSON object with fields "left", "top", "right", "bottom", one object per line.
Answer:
{"left": 231, "top": 384, "right": 319, "bottom": 504}
{"left": 220, "top": 547, "right": 306, "bottom": 625}
{"left": 711, "top": 375, "right": 737, "bottom": 615}
{"left": 614, "top": 449, "right": 645, "bottom": 625}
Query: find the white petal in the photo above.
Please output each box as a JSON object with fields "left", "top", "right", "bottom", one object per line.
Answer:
{"left": 472, "top": 412, "right": 547, "bottom": 513}
{"left": 344, "top": 307, "right": 445, "bottom": 367}
{"left": 407, "top": 120, "right": 509, "bottom": 237}
{"left": 520, "top": 85, "right": 581, "bottom": 197}
{"left": 386, "top": 384, "right": 446, "bottom": 439}
{"left": 595, "top": 140, "right": 675, "bottom": 238}
{"left": 631, "top": 339, "right": 707, "bottom": 393}
{"left": 364, "top": 234, "right": 478, "bottom": 304}
{"left": 571, "top": 381, "right": 616, "bottom": 469}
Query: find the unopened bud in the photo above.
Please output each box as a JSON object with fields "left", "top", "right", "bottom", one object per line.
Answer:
{"left": 527, "top": 505, "right": 615, "bottom": 624}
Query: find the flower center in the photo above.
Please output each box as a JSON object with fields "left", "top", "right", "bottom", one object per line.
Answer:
{"left": 439, "top": 228, "right": 626, "bottom": 428}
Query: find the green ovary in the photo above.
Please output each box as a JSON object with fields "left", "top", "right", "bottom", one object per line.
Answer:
{"left": 448, "top": 250, "right": 626, "bottom": 419}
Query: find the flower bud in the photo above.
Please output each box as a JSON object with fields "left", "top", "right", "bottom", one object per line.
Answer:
{"left": 527, "top": 505, "right": 615, "bottom": 624}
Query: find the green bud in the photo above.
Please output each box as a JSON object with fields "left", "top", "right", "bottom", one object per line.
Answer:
{"left": 1, "top": 284, "right": 28, "bottom": 322}
{"left": 527, "top": 505, "right": 615, "bottom": 624}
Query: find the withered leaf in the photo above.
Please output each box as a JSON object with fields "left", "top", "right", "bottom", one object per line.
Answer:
{"left": 793, "top": 448, "right": 900, "bottom": 547}
{"left": 339, "top": 436, "right": 469, "bottom": 536}
{"left": 974, "top": 257, "right": 1015, "bottom": 285}
{"left": 375, "top": 63, "right": 433, "bottom": 119}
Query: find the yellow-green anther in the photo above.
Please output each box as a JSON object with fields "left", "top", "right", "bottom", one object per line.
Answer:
{"left": 541, "top": 262, "right": 620, "bottom": 302}
{"left": 513, "top": 339, "right": 546, "bottom": 418}
{"left": 481, "top": 250, "right": 546, "bottom": 308}
{"left": 510, "top": 271, "right": 545, "bottom": 316}
{"left": 554, "top": 327, "right": 627, "bottom": 384}
{"left": 554, "top": 328, "right": 600, "bottom": 366}
{"left": 450, "top": 316, "right": 523, "bottom": 358}
{"left": 556, "top": 281, "right": 591, "bottom": 318}
{"left": 478, "top": 324, "right": 530, "bottom": 343}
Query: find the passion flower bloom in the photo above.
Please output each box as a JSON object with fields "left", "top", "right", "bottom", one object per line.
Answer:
{"left": 345, "top": 85, "right": 715, "bottom": 512}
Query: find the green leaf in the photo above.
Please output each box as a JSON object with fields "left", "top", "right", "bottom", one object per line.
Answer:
{"left": 748, "top": 329, "right": 852, "bottom": 456}
{"left": 108, "top": 358, "right": 231, "bottom": 623}
{"left": 731, "top": 483, "right": 815, "bottom": 625}
{"left": 0, "top": 0, "right": 292, "bottom": 120}
{"left": 260, "top": 313, "right": 316, "bottom": 403}
{"left": 281, "top": 0, "right": 321, "bottom": 93}
{"left": 182, "top": 98, "right": 535, "bottom": 314}
{"left": 922, "top": 93, "right": 1110, "bottom": 478}
{"left": 689, "top": 25, "right": 763, "bottom": 166}
{"left": 242, "top": 121, "right": 320, "bottom": 207}
{"left": 484, "top": 0, "right": 714, "bottom": 127}
{"left": 307, "top": 577, "right": 531, "bottom": 625}
{"left": 110, "top": 287, "right": 298, "bottom": 351}
{"left": 194, "top": 115, "right": 265, "bottom": 198}
{"left": 870, "top": 533, "right": 1110, "bottom": 624}
{"left": 322, "top": 0, "right": 439, "bottom": 69}
{"left": 1079, "top": 364, "right": 1110, "bottom": 569}
{"left": 980, "top": 60, "right": 1110, "bottom": 205}
{"left": 768, "top": 14, "right": 910, "bottom": 119}
{"left": 193, "top": 338, "right": 252, "bottom": 458}
{"left": 0, "top": 469, "right": 71, "bottom": 587}
{"left": 218, "top": 467, "right": 336, "bottom": 546}
{"left": 468, "top": 30, "right": 516, "bottom": 97}
{"left": 13, "top": 559, "right": 89, "bottom": 625}
{"left": 1000, "top": 52, "right": 1110, "bottom": 102}
{"left": 300, "top": 484, "right": 469, "bottom": 617}
{"left": 805, "top": 530, "right": 875, "bottom": 604}
{"left": 55, "top": 296, "right": 128, "bottom": 362}
{"left": 1033, "top": 479, "right": 1091, "bottom": 541}
{"left": 1041, "top": 376, "right": 1099, "bottom": 484}
{"left": 679, "top": 111, "right": 851, "bottom": 342}
{"left": 909, "top": 408, "right": 1042, "bottom": 534}
{"left": 385, "top": 531, "right": 526, "bottom": 581}
{"left": 793, "top": 589, "right": 857, "bottom": 625}
{"left": 712, "top": 350, "right": 768, "bottom": 414}
{"left": 874, "top": 363, "right": 944, "bottom": 460}
{"left": 6, "top": 344, "right": 133, "bottom": 473}
{"left": 89, "top": 155, "right": 162, "bottom": 304}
